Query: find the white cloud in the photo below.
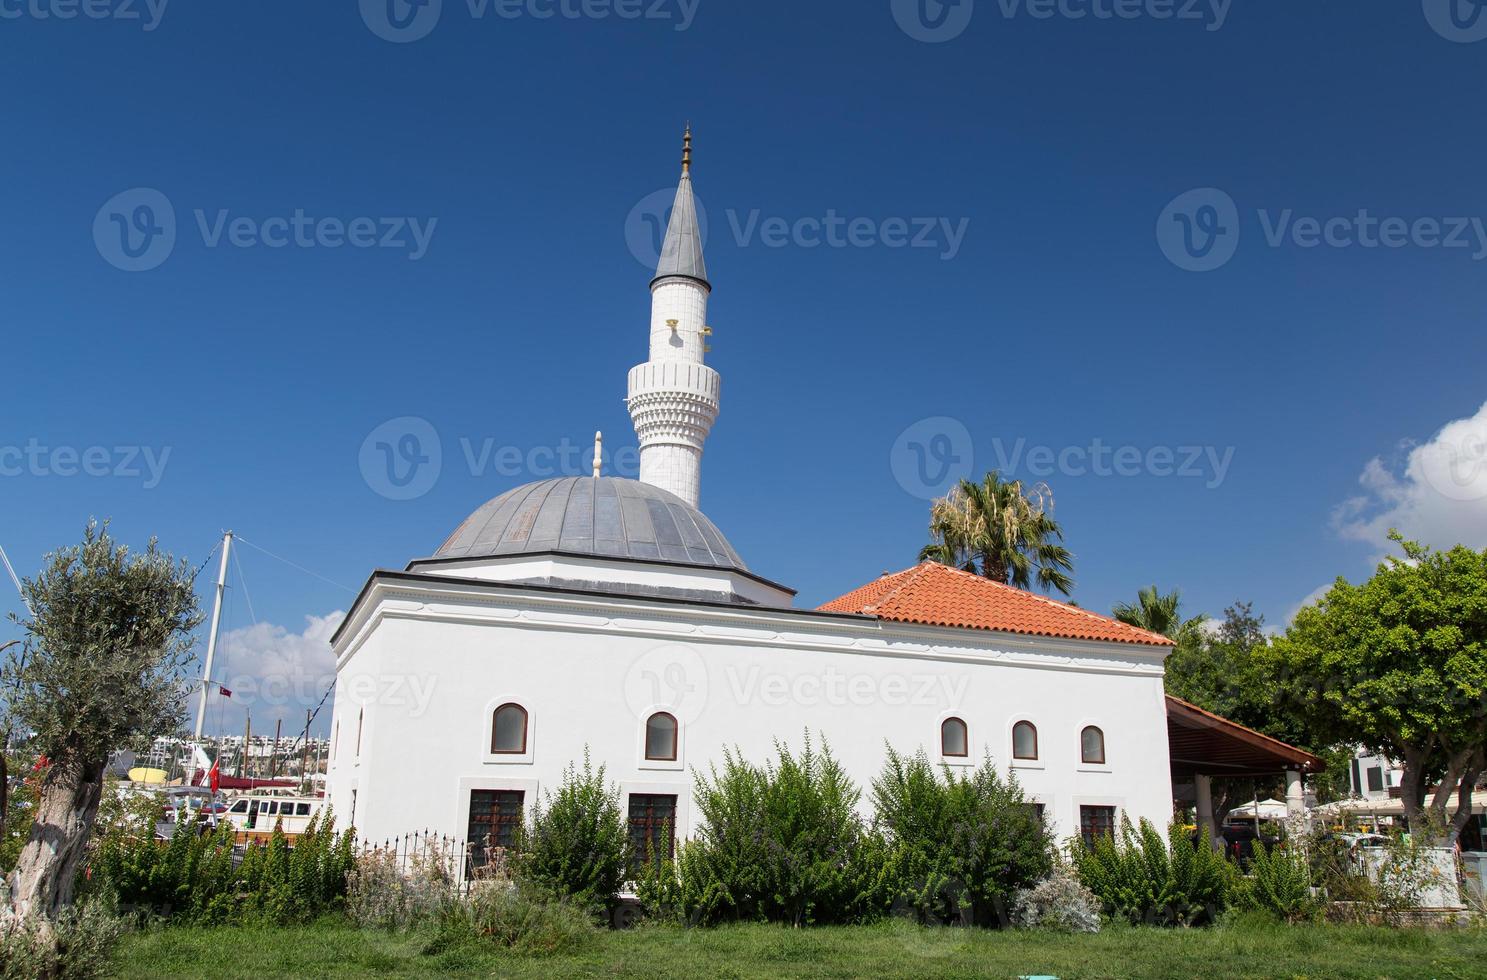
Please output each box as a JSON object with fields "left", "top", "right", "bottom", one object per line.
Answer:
{"left": 209, "top": 611, "right": 346, "bottom": 728}
{"left": 1285, "top": 583, "right": 1333, "bottom": 626}
{"left": 1332, "top": 400, "right": 1487, "bottom": 551}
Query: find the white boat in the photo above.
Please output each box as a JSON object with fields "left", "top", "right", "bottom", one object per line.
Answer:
{"left": 153, "top": 786, "right": 228, "bottom": 840}
{"left": 220, "top": 787, "right": 327, "bottom": 843}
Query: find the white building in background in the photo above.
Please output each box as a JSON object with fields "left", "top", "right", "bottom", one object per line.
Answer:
{"left": 1348, "top": 750, "right": 1404, "bottom": 802}
{"left": 326, "top": 134, "right": 1178, "bottom": 857}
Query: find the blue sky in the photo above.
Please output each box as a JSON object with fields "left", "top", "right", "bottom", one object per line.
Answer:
{"left": 4, "top": 0, "right": 1487, "bottom": 735}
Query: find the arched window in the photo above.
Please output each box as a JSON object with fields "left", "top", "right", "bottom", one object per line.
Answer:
{"left": 644, "top": 712, "right": 678, "bottom": 762}
{"left": 1013, "top": 721, "right": 1039, "bottom": 760}
{"left": 1081, "top": 726, "right": 1106, "bottom": 765}
{"left": 355, "top": 709, "right": 363, "bottom": 757}
{"left": 941, "top": 717, "right": 968, "bottom": 758}
{"left": 331, "top": 722, "right": 339, "bottom": 762}
{"left": 491, "top": 703, "right": 528, "bottom": 754}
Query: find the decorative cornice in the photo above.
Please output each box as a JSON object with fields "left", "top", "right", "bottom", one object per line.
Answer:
{"left": 331, "top": 571, "right": 1170, "bottom": 678}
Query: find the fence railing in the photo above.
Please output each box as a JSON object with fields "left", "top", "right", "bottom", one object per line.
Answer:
{"left": 355, "top": 829, "right": 506, "bottom": 888}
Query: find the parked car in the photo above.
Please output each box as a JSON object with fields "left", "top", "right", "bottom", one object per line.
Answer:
{"left": 1220, "top": 822, "right": 1282, "bottom": 867}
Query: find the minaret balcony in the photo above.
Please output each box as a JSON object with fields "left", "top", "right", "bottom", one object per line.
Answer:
{"left": 626, "top": 361, "right": 721, "bottom": 406}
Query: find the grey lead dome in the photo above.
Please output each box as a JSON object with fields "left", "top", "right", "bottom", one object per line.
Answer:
{"left": 436, "top": 477, "right": 747, "bottom": 570}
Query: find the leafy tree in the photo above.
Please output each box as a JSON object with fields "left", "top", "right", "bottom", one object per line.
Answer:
{"left": 1267, "top": 533, "right": 1487, "bottom": 846}
{"left": 1164, "top": 603, "right": 1269, "bottom": 731}
{"left": 1112, "top": 586, "right": 1207, "bottom": 644}
{"left": 921, "top": 472, "right": 1075, "bottom": 596}
{"left": 2, "top": 522, "right": 202, "bottom": 919}
{"left": 1162, "top": 602, "right": 1350, "bottom": 810}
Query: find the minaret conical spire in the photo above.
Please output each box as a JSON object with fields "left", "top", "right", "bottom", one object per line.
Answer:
{"left": 628, "top": 127, "right": 722, "bottom": 508}
{"left": 652, "top": 125, "right": 708, "bottom": 288}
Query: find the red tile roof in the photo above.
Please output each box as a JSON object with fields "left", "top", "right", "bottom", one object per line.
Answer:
{"left": 818, "top": 562, "right": 1173, "bottom": 648}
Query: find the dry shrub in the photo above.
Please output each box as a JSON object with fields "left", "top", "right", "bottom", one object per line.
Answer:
{"left": 347, "top": 840, "right": 468, "bottom": 931}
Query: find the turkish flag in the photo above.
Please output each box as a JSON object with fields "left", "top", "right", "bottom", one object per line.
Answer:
{"left": 208, "top": 756, "right": 220, "bottom": 793}
{"left": 219, "top": 687, "right": 233, "bottom": 699}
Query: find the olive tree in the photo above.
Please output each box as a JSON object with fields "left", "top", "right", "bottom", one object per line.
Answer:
{"left": 2, "top": 522, "right": 201, "bottom": 919}
{"left": 1269, "top": 533, "right": 1487, "bottom": 846}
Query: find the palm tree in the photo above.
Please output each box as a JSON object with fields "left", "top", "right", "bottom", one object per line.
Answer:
{"left": 1112, "top": 586, "right": 1207, "bottom": 643}
{"left": 919, "top": 472, "right": 1075, "bottom": 596}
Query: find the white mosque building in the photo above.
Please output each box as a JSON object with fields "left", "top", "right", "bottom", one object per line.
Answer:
{"left": 325, "top": 133, "right": 1305, "bottom": 859}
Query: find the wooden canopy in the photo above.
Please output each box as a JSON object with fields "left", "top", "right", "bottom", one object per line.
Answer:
{"left": 1166, "top": 695, "right": 1323, "bottom": 782}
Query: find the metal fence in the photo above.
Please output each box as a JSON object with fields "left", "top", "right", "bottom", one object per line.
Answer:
{"left": 354, "top": 829, "right": 506, "bottom": 888}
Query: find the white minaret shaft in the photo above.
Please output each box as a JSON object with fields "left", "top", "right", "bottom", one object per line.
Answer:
{"left": 627, "top": 126, "right": 720, "bottom": 508}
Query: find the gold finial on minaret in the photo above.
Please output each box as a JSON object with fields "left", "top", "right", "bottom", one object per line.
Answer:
{"left": 682, "top": 124, "right": 692, "bottom": 175}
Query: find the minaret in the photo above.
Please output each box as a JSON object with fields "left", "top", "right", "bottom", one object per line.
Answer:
{"left": 627, "top": 126, "right": 720, "bottom": 508}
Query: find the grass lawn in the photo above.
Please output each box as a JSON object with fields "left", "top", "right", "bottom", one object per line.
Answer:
{"left": 111, "top": 917, "right": 1487, "bottom": 979}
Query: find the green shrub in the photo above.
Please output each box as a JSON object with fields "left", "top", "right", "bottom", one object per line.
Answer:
{"left": 642, "top": 734, "right": 891, "bottom": 926}
{"left": 0, "top": 899, "right": 125, "bottom": 980}
{"left": 1240, "top": 840, "right": 1319, "bottom": 923}
{"left": 1072, "top": 818, "right": 1236, "bottom": 926}
{"left": 513, "top": 752, "right": 628, "bottom": 920}
{"left": 872, "top": 748, "right": 1052, "bottom": 926}
{"left": 428, "top": 879, "right": 596, "bottom": 956}
{"left": 85, "top": 816, "right": 239, "bottom": 924}
{"left": 87, "top": 806, "right": 355, "bottom": 926}
{"left": 632, "top": 845, "right": 680, "bottom": 924}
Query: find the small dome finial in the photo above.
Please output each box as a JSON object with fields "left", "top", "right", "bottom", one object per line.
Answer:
{"left": 592, "top": 431, "right": 603, "bottom": 479}
{"left": 682, "top": 124, "right": 692, "bottom": 175}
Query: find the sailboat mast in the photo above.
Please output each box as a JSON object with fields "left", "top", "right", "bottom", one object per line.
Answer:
{"left": 194, "top": 531, "right": 233, "bottom": 739}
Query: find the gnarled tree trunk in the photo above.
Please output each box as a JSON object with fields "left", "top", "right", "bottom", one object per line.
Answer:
{"left": 1400, "top": 745, "right": 1484, "bottom": 848}
{"left": 6, "top": 759, "right": 105, "bottom": 920}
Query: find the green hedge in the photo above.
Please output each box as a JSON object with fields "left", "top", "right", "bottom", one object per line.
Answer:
{"left": 1072, "top": 817, "right": 1236, "bottom": 926}
{"left": 638, "top": 735, "right": 893, "bottom": 926}
{"left": 86, "top": 809, "right": 355, "bottom": 925}
{"left": 872, "top": 747, "right": 1052, "bottom": 925}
